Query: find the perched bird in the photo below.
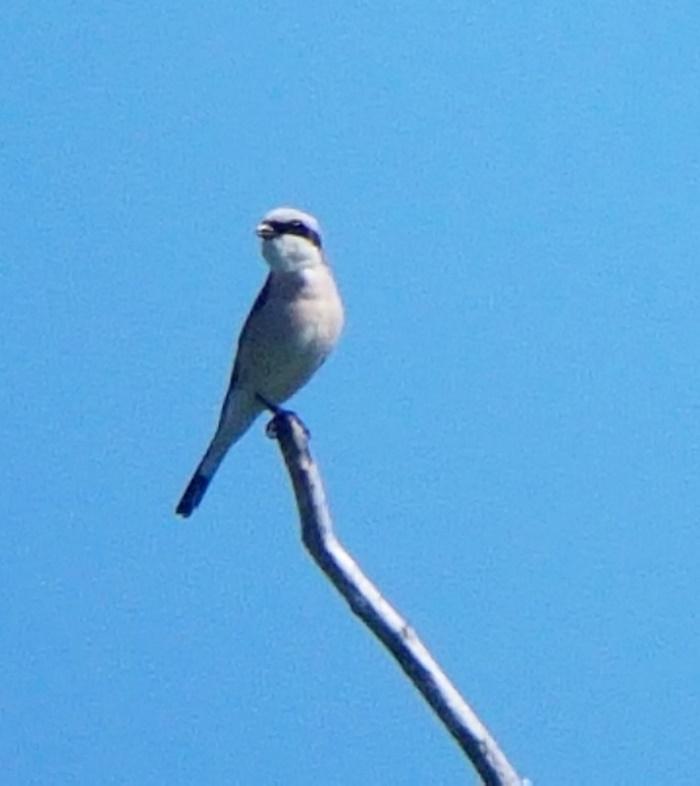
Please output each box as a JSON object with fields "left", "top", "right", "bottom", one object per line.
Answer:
{"left": 175, "top": 207, "right": 344, "bottom": 517}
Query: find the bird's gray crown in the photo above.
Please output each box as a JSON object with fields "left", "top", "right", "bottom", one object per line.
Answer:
{"left": 257, "top": 206, "right": 322, "bottom": 249}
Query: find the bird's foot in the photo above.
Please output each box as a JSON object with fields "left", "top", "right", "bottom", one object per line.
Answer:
{"left": 265, "top": 411, "right": 311, "bottom": 440}
{"left": 256, "top": 393, "right": 284, "bottom": 415}
{"left": 257, "top": 395, "right": 310, "bottom": 440}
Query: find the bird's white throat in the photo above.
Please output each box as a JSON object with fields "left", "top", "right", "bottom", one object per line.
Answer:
{"left": 261, "top": 233, "right": 324, "bottom": 273}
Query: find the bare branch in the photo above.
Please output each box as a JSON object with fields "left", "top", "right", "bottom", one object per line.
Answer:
{"left": 267, "top": 412, "right": 525, "bottom": 786}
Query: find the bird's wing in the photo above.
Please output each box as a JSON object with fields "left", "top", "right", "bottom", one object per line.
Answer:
{"left": 227, "top": 273, "right": 272, "bottom": 390}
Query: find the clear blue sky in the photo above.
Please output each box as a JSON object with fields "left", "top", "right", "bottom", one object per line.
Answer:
{"left": 3, "top": 3, "right": 699, "bottom": 784}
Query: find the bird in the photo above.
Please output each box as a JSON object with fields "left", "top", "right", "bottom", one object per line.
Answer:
{"left": 175, "top": 206, "right": 345, "bottom": 517}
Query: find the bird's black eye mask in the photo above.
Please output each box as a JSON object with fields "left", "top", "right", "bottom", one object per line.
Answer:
{"left": 269, "top": 220, "right": 322, "bottom": 250}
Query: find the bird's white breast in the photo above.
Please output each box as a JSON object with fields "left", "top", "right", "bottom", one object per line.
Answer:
{"left": 236, "top": 264, "right": 344, "bottom": 404}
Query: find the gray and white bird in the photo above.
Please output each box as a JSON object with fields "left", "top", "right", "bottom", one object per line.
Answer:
{"left": 176, "top": 207, "right": 344, "bottom": 517}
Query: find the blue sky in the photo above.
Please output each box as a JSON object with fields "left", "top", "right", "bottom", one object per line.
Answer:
{"left": 3, "top": 3, "right": 699, "bottom": 784}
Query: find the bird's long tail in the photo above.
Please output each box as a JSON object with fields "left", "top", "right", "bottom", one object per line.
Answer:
{"left": 175, "top": 436, "right": 240, "bottom": 518}
{"left": 175, "top": 389, "right": 264, "bottom": 518}
{"left": 175, "top": 456, "right": 218, "bottom": 518}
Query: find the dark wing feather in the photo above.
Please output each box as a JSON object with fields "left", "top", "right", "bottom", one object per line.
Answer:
{"left": 228, "top": 274, "right": 272, "bottom": 388}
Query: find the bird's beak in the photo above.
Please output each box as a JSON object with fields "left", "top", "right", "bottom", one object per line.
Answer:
{"left": 255, "top": 222, "right": 276, "bottom": 240}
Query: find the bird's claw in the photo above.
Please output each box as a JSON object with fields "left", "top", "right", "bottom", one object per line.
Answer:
{"left": 263, "top": 409, "right": 310, "bottom": 441}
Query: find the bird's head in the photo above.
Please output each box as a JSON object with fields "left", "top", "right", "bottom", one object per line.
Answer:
{"left": 256, "top": 207, "right": 324, "bottom": 272}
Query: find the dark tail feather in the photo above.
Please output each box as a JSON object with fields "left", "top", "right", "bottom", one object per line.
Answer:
{"left": 176, "top": 470, "right": 212, "bottom": 518}
{"left": 175, "top": 391, "right": 261, "bottom": 517}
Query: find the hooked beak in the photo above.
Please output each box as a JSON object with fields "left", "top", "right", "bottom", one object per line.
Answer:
{"left": 255, "top": 221, "right": 276, "bottom": 240}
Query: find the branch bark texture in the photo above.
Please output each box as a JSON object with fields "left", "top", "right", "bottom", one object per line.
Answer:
{"left": 268, "top": 412, "right": 524, "bottom": 786}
